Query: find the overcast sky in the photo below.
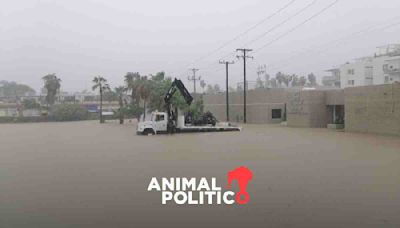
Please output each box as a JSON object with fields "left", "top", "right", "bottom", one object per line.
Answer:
{"left": 1, "top": 0, "right": 400, "bottom": 93}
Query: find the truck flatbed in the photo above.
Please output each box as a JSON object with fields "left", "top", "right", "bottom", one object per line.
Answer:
{"left": 176, "top": 125, "right": 241, "bottom": 133}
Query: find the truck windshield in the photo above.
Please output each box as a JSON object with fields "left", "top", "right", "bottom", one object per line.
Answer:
{"left": 152, "top": 114, "right": 164, "bottom": 122}
{"left": 155, "top": 114, "right": 165, "bottom": 122}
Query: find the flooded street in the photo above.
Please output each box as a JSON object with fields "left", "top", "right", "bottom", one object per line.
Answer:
{"left": 1, "top": 121, "right": 400, "bottom": 227}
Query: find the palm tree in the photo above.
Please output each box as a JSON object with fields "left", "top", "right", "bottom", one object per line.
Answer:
{"left": 42, "top": 73, "right": 61, "bottom": 107}
{"left": 92, "top": 76, "right": 110, "bottom": 123}
{"left": 114, "top": 86, "right": 127, "bottom": 124}
{"left": 308, "top": 73, "right": 317, "bottom": 86}
{"left": 124, "top": 72, "right": 140, "bottom": 105}
{"left": 275, "top": 72, "right": 284, "bottom": 87}
{"left": 299, "top": 76, "right": 307, "bottom": 87}
{"left": 137, "top": 76, "right": 151, "bottom": 120}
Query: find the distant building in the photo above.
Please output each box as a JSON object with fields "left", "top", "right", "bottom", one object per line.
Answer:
{"left": 73, "top": 91, "right": 97, "bottom": 103}
{"left": 322, "top": 68, "right": 341, "bottom": 88}
{"left": 338, "top": 44, "right": 400, "bottom": 88}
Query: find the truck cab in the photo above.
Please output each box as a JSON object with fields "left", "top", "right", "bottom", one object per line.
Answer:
{"left": 137, "top": 112, "right": 168, "bottom": 135}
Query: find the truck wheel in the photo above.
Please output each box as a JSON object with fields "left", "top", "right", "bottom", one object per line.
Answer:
{"left": 143, "top": 129, "right": 155, "bottom": 135}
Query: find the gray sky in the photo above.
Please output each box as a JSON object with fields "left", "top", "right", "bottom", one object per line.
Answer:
{"left": 1, "top": 0, "right": 400, "bottom": 93}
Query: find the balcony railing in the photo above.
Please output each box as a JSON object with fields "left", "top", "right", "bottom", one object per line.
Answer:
{"left": 383, "top": 65, "right": 400, "bottom": 74}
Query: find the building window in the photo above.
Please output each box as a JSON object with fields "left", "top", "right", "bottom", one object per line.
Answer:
{"left": 347, "top": 69, "right": 355, "bottom": 75}
{"left": 348, "top": 80, "right": 355, "bottom": 86}
{"left": 271, "top": 109, "right": 282, "bottom": 119}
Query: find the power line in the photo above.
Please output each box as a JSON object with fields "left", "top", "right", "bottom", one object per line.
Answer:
{"left": 242, "top": 0, "right": 318, "bottom": 48}
{"left": 201, "top": 0, "right": 317, "bottom": 76}
{"left": 215, "top": 0, "right": 317, "bottom": 64}
{"left": 201, "top": 0, "right": 339, "bottom": 91}
{"left": 253, "top": 0, "right": 340, "bottom": 55}
{"left": 266, "top": 18, "right": 400, "bottom": 72}
{"left": 178, "top": 0, "right": 297, "bottom": 73}
{"left": 180, "top": 0, "right": 339, "bottom": 88}
{"left": 180, "top": 0, "right": 328, "bottom": 79}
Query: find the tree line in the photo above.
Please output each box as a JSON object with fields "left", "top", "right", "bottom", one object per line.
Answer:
{"left": 41, "top": 72, "right": 202, "bottom": 124}
{"left": 255, "top": 72, "right": 318, "bottom": 89}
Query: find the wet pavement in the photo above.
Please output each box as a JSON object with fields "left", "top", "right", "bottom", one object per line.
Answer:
{"left": 1, "top": 120, "right": 399, "bottom": 227}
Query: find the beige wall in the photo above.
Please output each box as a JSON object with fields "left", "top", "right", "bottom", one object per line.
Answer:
{"left": 286, "top": 90, "right": 331, "bottom": 128}
{"left": 345, "top": 84, "right": 400, "bottom": 136}
{"left": 204, "top": 88, "right": 338, "bottom": 127}
{"left": 204, "top": 88, "right": 287, "bottom": 123}
{"left": 325, "top": 89, "right": 345, "bottom": 105}
{"left": 203, "top": 85, "right": 400, "bottom": 136}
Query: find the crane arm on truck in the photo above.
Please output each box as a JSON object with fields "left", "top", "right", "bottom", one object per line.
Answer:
{"left": 163, "top": 78, "right": 193, "bottom": 133}
{"left": 164, "top": 78, "right": 193, "bottom": 106}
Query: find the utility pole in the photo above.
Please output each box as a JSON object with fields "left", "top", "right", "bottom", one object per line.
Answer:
{"left": 219, "top": 60, "right": 235, "bottom": 122}
{"left": 187, "top": 68, "right": 201, "bottom": 94}
{"left": 236, "top": 48, "right": 253, "bottom": 123}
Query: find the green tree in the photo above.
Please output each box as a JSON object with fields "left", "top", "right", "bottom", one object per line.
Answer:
{"left": 283, "top": 74, "right": 292, "bottom": 87}
{"left": 137, "top": 76, "right": 151, "bottom": 120}
{"left": 0, "top": 80, "right": 36, "bottom": 98}
{"left": 291, "top": 74, "right": 299, "bottom": 87}
{"left": 308, "top": 73, "right": 317, "bottom": 86}
{"left": 42, "top": 74, "right": 61, "bottom": 107}
{"left": 124, "top": 72, "right": 141, "bottom": 105}
{"left": 213, "top": 84, "right": 221, "bottom": 94}
{"left": 22, "top": 99, "right": 40, "bottom": 109}
{"left": 275, "top": 72, "right": 284, "bottom": 86}
{"left": 92, "top": 76, "right": 110, "bottom": 123}
{"left": 299, "top": 76, "right": 307, "bottom": 87}
{"left": 148, "top": 75, "right": 171, "bottom": 111}
{"left": 114, "top": 86, "right": 127, "bottom": 124}
{"left": 151, "top": 71, "right": 165, "bottom": 81}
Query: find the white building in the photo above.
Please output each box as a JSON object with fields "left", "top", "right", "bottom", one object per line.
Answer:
{"left": 338, "top": 44, "right": 400, "bottom": 88}
{"left": 322, "top": 68, "right": 341, "bottom": 88}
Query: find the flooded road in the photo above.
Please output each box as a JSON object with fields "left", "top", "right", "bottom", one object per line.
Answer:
{"left": 1, "top": 121, "right": 399, "bottom": 227}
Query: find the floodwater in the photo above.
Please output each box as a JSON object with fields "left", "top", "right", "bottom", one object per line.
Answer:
{"left": 0, "top": 121, "right": 399, "bottom": 228}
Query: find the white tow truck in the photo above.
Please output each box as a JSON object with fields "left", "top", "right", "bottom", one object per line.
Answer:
{"left": 136, "top": 78, "right": 241, "bottom": 135}
{"left": 137, "top": 111, "right": 241, "bottom": 135}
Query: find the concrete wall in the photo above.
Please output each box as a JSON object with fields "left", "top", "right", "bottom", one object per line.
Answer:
{"left": 345, "top": 84, "right": 400, "bottom": 136}
{"left": 204, "top": 88, "right": 340, "bottom": 128}
{"left": 203, "top": 84, "right": 400, "bottom": 136}
{"left": 325, "top": 89, "right": 345, "bottom": 105}
{"left": 203, "top": 88, "right": 287, "bottom": 123}
{"left": 286, "top": 90, "right": 331, "bottom": 128}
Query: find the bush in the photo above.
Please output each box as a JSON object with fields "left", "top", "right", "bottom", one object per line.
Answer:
{"left": 22, "top": 99, "right": 41, "bottom": 109}
{"left": 0, "top": 116, "right": 49, "bottom": 123}
{"left": 124, "top": 104, "right": 143, "bottom": 118}
{"left": 51, "top": 104, "right": 89, "bottom": 121}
